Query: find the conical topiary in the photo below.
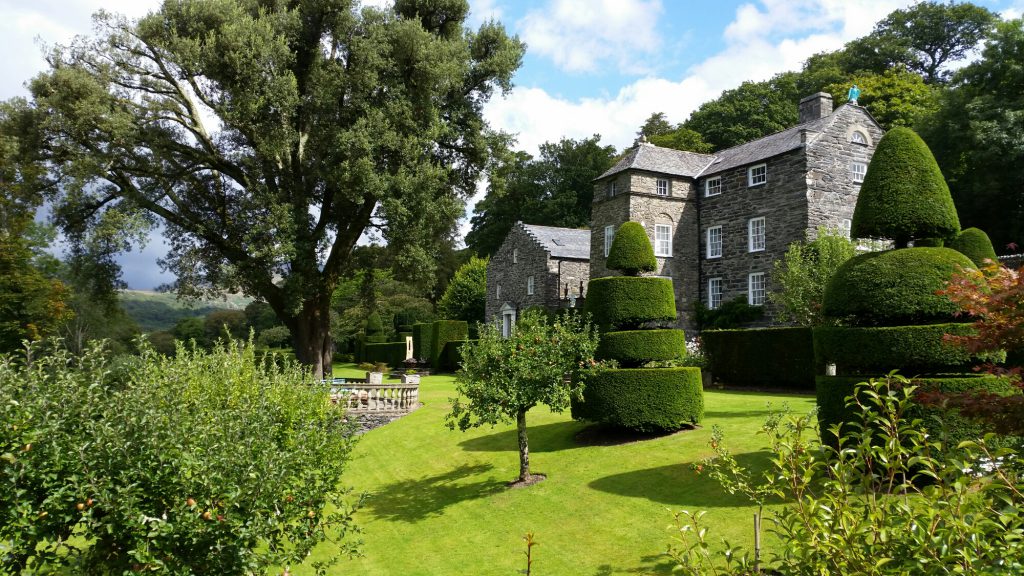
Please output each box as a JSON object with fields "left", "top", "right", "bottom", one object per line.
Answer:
{"left": 851, "top": 127, "right": 960, "bottom": 247}
{"left": 948, "top": 227, "right": 998, "bottom": 267}
{"left": 606, "top": 221, "right": 657, "bottom": 276}
{"left": 365, "top": 311, "right": 386, "bottom": 343}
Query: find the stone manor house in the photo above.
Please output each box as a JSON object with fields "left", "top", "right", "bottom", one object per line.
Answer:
{"left": 486, "top": 92, "right": 884, "bottom": 332}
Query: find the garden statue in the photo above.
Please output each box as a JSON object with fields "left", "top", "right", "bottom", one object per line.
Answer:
{"left": 847, "top": 84, "right": 861, "bottom": 104}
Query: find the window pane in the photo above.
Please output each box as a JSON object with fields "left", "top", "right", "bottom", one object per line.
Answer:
{"left": 655, "top": 224, "right": 671, "bottom": 256}
{"left": 707, "top": 226, "right": 722, "bottom": 258}
{"left": 706, "top": 177, "right": 721, "bottom": 196}
{"left": 604, "top": 225, "right": 615, "bottom": 257}
{"left": 709, "top": 278, "right": 722, "bottom": 309}
{"left": 749, "top": 218, "right": 765, "bottom": 251}
{"left": 749, "top": 273, "right": 765, "bottom": 306}
{"left": 656, "top": 179, "right": 669, "bottom": 196}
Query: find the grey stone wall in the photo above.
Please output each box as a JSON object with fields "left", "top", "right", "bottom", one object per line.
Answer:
{"left": 486, "top": 223, "right": 589, "bottom": 323}
{"left": 590, "top": 191, "right": 631, "bottom": 279}
{"left": 805, "top": 105, "right": 883, "bottom": 235}
{"left": 698, "top": 149, "right": 810, "bottom": 319}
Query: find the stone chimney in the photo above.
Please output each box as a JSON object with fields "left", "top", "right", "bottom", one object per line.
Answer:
{"left": 798, "top": 92, "right": 833, "bottom": 124}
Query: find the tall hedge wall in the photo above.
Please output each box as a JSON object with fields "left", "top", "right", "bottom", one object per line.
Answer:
{"left": 413, "top": 323, "right": 432, "bottom": 362}
{"left": 701, "top": 327, "right": 817, "bottom": 391}
{"left": 585, "top": 277, "right": 676, "bottom": 329}
{"left": 816, "top": 374, "right": 1019, "bottom": 450}
{"left": 440, "top": 339, "right": 477, "bottom": 372}
{"left": 813, "top": 324, "right": 1003, "bottom": 375}
{"left": 364, "top": 342, "right": 407, "bottom": 369}
{"left": 573, "top": 368, "right": 703, "bottom": 432}
{"left": 431, "top": 320, "right": 468, "bottom": 371}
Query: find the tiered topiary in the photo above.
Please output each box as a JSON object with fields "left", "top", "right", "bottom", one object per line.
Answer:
{"left": 572, "top": 222, "right": 703, "bottom": 432}
{"left": 948, "top": 227, "right": 998, "bottom": 267}
{"left": 364, "top": 312, "right": 386, "bottom": 344}
{"left": 815, "top": 127, "right": 1010, "bottom": 450}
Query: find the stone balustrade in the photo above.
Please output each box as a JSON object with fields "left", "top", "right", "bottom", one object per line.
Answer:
{"left": 327, "top": 377, "right": 420, "bottom": 414}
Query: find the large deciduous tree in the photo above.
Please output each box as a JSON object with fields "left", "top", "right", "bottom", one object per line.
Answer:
{"left": 7, "top": 0, "right": 523, "bottom": 377}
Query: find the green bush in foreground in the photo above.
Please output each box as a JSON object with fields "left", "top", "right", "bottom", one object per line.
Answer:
{"left": 949, "top": 227, "right": 998, "bottom": 267}
{"left": 605, "top": 221, "right": 657, "bottom": 275}
{"left": 0, "top": 340, "right": 358, "bottom": 574}
{"left": 671, "top": 374, "right": 1024, "bottom": 575}
{"left": 575, "top": 368, "right": 703, "bottom": 432}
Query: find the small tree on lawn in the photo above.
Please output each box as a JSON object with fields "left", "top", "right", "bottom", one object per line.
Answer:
{"left": 447, "top": 309, "right": 600, "bottom": 486}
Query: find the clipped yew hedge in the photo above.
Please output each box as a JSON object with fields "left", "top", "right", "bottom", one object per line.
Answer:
{"left": 596, "top": 329, "right": 685, "bottom": 367}
{"left": 822, "top": 248, "right": 976, "bottom": 326}
{"left": 440, "top": 339, "right": 477, "bottom": 372}
{"left": 431, "top": 320, "right": 468, "bottom": 371}
{"left": 813, "top": 324, "right": 1002, "bottom": 375}
{"left": 585, "top": 277, "right": 676, "bottom": 329}
{"left": 816, "top": 374, "right": 1019, "bottom": 449}
{"left": 574, "top": 368, "right": 703, "bottom": 432}
{"left": 412, "top": 322, "right": 432, "bottom": 361}
{"left": 949, "top": 227, "right": 998, "bottom": 267}
{"left": 606, "top": 221, "right": 657, "bottom": 275}
{"left": 702, "top": 327, "right": 817, "bottom": 390}
{"left": 364, "top": 341, "right": 407, "bottom": 369}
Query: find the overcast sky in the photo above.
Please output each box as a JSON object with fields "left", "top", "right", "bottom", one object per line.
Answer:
{"left": 2, "top": 0, "right": 1020, "bottom": 289}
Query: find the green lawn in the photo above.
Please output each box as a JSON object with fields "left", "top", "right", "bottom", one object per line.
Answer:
{"left": 304, "top": 365, "right": 815, "bottom": 575}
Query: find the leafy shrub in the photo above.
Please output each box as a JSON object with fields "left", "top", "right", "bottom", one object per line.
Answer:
{"left": 573, "top": 368, "right": 703, "bottom": 432}
{"left": 0, "top": 340, "right": 358, "bottom": 574}
{"left": 769, "top": 227, "right": 857, "bottom": 326}
{"left": 596, "top": 329, "right": 686, "bottom": 367}
{"left": 671, "top": 375, "right": 1024, "bottom": 575}
{"left": 606, "top": 221, "right": 656, "bottom": 275}
{"left": 256, "top": 325, "right": 292, "bottom": 349}
{"left": 814, "top": 323, "right": 1003, "bottom": 375}
{"left": 948, "top": 227, "right": 998, "bottom": 267}
{"left": 702, "top": 327, "right": 817, "bottom": 390}
{"left": 585, "top": 277, "right": 676, "bottom": 329}
{"left": 364, "top": 341, "right": 407, "bottom": 368}
{"left": 851, "top": 126, "right": 960, "bottom": 246}
{"left": 693, "top": 296, "right": 764, "bottom": 330}
{"left": 822, "top": 248, "right": 976, "bottom": 326}
{"left": 436, "top": 256, "right": 487, "bottom": 325}
{"left": 815, "top": 373, "right": 1018, "bottom": 450}
{"left": 431, "top": 320, "right": 469, "bottom": 372}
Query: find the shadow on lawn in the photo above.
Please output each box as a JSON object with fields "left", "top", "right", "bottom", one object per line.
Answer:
{"left": 592, "top": 554, "right": 677, "bottom": 575}
{"left": 361, "top": 463, "right": 505, "bottom": 523}
{"left": 458, "top": 420, "right": 587, "bottom": 453}
{"left": 588, "top": 451, "right": 787, "bottom": 508}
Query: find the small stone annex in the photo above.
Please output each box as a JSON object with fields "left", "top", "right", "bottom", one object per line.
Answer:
{"left": 487, "top": 92, "right": 884, "bottom": 332}
{"left": 485, "top": 222, "right": 590, "bottom": 335}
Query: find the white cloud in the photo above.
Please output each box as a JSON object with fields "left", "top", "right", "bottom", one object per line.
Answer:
{"left": 468, "top": 0, "right": 504, "bottom": 27}
{"left": 518, "top": 0, "right": 663, "bottom": 74}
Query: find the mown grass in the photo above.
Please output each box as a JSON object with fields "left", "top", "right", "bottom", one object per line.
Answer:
{"left": 300, "top": 365, "right": 815, "bottom": 575}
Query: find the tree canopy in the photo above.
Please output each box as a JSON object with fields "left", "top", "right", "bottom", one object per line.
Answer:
{"left": 466, "top": 135, "right": 614, "bottom": 257}
{"left": 5, "top": 0, "right": 524, "bottom": 377}
{"left": 436, "top": 255, "right": 487, "bottom": 326}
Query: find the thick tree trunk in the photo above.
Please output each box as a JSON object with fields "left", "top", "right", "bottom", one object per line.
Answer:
{"left": 290, "top": 296, "right": 333, "bottom": 381}
{"left": 517, "top": 408, "right": 530, "bottom": 482}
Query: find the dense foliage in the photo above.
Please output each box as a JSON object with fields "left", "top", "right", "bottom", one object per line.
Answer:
{"left": 672, "top": 375, "right": 1024, "bottom": 575}
{"left": 447, "top": 310, "right": 600, "bottom": 483}
{"left": 436, "top": 256, "right": 487, "bottom": 327}
{"left": 573, "top": 368, "right": 703, "bottom": 432}
{"left": 605, "top": 222, "right": 657, "bottom": 275}
{"left": 701, "top": 328, "right": 816, "bottom": 391}
{"left": 692, "top": 297, "right": 763, "bottom": 330}
{"left": 769, "top": 228, "right": 857, "bottom": 326}
{"left": 3, "top": 0, "right": 523, "bottom": 377}
{"left": 0, "top": 340, "right": 358, "bottom": 574}
{"left": 595, "top": 329, "right": 685, "bottom": 368}
{"left": 431, "top": 320, "right": 469, "bottom": 371}
{"left": 948, "top": 227, "right": 999, "bottom": 267}
{"left": 466, "top": 136, "right": 616, "bottom": 257}
{"left": 851, "top": 128, "right": 960, "bottom": 246}
{"left": 822, "top": 248, "right": 976, "bottom": 326}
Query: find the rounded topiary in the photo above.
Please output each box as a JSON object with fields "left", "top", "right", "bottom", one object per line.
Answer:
{"left": 948, "top": 227, "right": 998, "bottom": 267}
{"left": 575, "top": 368, "right": 703, "bottom": 432}
{"left": 821, "top": 248, "right": 976, "bottom": 326}
{"left": 606, "top": 221, "right": 657, "bottom": 276}
{"left": 813, "top": 324, "right": 1002, "bottom": 375}
{"left": 596, "top": 329, "right": 685, "bottom": 367}
{"left": 851, "top": 127, "right": 960, "bottom": 247}
{"left": 585, "top": 276, "right": 676, "bottom": 329}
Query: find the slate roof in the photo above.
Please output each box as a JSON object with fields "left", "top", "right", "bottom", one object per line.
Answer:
{"left": 598, "top": 143, "right": 715, "bottom": 180}
{"left": 597, "top": 104, "right": 858, "bottom": 181}
{"left": 521, "top": 223, "right": 590, "bottom": 260}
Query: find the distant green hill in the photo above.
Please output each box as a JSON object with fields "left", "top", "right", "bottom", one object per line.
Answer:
{"left": 120, "top": 290, "right": 253, "bottom": 333}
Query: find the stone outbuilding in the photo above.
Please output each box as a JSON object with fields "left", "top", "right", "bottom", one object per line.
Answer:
{"left": 485, "top": 222, "right": 590, "bottom": 336}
